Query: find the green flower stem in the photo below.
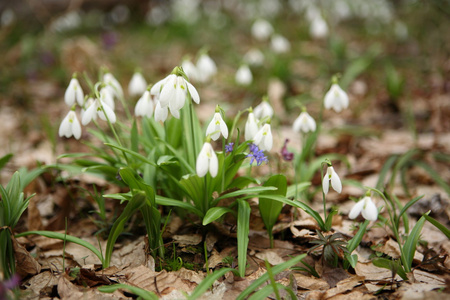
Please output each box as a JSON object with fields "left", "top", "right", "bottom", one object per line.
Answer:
{"left": 99, "top": 104, "right": 130, "bottom": 165}
{"left": 320, "top": 163, "right": 327, "bottom": 225}
{"left": 188, "top": 98, "right": 197, "bottom": 166}
{"left": 221, "top": 137, "right": 225, "bottom": 191}
{"left": 92, "top": 119, "right": 122, "bottom": 161}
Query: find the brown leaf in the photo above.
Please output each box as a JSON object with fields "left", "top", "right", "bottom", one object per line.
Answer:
{"left": 12, "top": 235, "right": 41, "bottom": 277}
{"left": 57, "top": 274, "right": 84, "bottom": 300}
{"left": 77, "top": 268, "right": 112, "bottom": 287}
{"left": 27, "top": 197, "right": 44, "bottom": 231}
{"left": 293, "top": 273, "right": 329, "bottom": 290}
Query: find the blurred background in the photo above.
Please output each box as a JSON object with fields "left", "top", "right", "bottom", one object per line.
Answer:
{"left": 0, "top": 0, "right": 449, "bottom": 172}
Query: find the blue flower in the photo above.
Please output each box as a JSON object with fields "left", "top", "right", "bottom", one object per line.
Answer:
{"left": 247, "top": 143, "right": 268, "bottom": 166}
{"left": 225, "top": 143, "right": 234, "bottom": 153}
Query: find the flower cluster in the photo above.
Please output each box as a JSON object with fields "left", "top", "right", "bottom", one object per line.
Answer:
{"left": 247, "top": 143, "right": 268, "bottom": 166}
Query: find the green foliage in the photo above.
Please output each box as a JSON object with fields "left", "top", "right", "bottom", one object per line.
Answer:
{"left": 99, "top": 284, "right": 158, "bottom": 300}
{"left": 258, "top": 175, "right": 287, "bottom": 248}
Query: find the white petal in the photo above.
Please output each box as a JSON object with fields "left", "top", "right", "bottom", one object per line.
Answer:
{"left": 196, "top": 143, "right": 210, "bottom": 177}
{"left": 206, "top": 118, "right": 217, "bottom": 139}
{"left": 253, "top": 129, "right": 263, "bottom": 146}
{"left": 64, "top": 80, "right": 76, "bottom": 106}
{"left": 209, "top": 150, "right": 218, "bottom": 178}
{"left": 100, "top": 101, "right": 116, "bottom": 123}
{"left": 219, "top": 119, "right": 228, "bottom": 139}
{"left": 307, "top": 114, "right": 317, "bottom": 131}
{"left": 292, "top": 114, "right": 303, "bottom": 133}
{"left": 169, "top": 104, "right": 180, "bottom": 119}
{"left": 59, "top": 115, "right": 70, "bottom": 137}
{"left": 128, "top": 72, "right": 147, "bottom": 97}
{"left": 330, "top": 168, "right": 342, "bottom": 193}
{"left": 349, "top": 200, "right": 365, "bottom": 219}
{"left": 322, "top": 174, "right": 330, "bottom": 195}
{"left": 263, "top": 125, "right": 273, "bottom": 151}
{"left": 186, "top": 81, "right": 200, "bottom": 104}
{"left": 81, "top": 103, "right": 97, "bottom": 125}
{"left": 324, "top": 89, "right": 334, "bottom": 110}
{"left": 71, "top": 116, "right": 82, "bottom": 139}
{"left": 362, "top": 198, "right": 378, "bottom": 221}
{"left": 101, "top": 88, "right": 115, "bottom": 110}
{"left": 159, "top": 75, "right": 177, "bottom": 107}
{"left": 154, "top": 101, "right": 168, "bottom": 122}
{"left": 150, "top": 75, "right": 170, "bottom": 95}
{"left": 245, "top": 113, "right": 259, "bottom": 141}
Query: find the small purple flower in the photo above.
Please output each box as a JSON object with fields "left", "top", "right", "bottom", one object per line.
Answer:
{"left": 247, "top": 143, "right": 268, "bottom": 166}
{"left": 281, "top": 139, "right": 294, "bottom": 161}
{"left": 0, "top": 274, "right": 20, "bottom": 298}
{"left": 225, "top": 142, "right": 234, "bottom": 153}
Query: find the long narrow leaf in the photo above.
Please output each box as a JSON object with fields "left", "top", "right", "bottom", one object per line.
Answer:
{"left": 98, "top": 284, "right": 158, "bottom": 300}
{"left": 237, "top": 254, "right": 306, "bottom": 300}
{"left": 423, "top": 214, "right": 450, "bottom": 239}
{"left": 15, "top": 231, "right": 103, "bottom": 263}
{"left": 187, "top": 268, "right": 237, "bottom": 300}
{"left": 402, "top": 214, "right": 428, "bottom": 273}
{"left": 203, "top": 207, "right": 235, "bottom": 225}
{"left": 237, "top": 199, "right": 250, "bottom": 278}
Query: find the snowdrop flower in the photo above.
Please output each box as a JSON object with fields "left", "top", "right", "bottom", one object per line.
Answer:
{"left": 271, "top": 34, "right": 290, "bottom": 53}
{"left": 150, "top": 67, "right": 200, "bottom": 119}
{"left": 59, "top": 110, "right": 81, "bottom": 140}
{"left": 324, "top": 83, "right": 349, "bottom": 113}
{"left": 251, "top": 19, "right": 274, "bottom": 41}
{"left": 103, "top": 72, "right": 123, "bottom": 99}
{"left": 181, "top": 58, "right": 198, "bottom": 82}
{"left": 135, "top": 90, "right": 154, "bottom": 118}
{"left": 196, "top": 53, "right": 217, "bottom": 83}
{"left": 64, "top": 77, "right": 84, "bottom": 106}
{"left": 349, "top": 196, "right": 378, "bottom": 221}
{"left": 154, "top": 100, "right": 168, "bottom": 122}
{"left": 293, "top": 110, "right": 316, "bottom": 133}
{"left": 244, "top": 48, "right": 264, "bottom": 66}
{"left": 235, "top": 65, "right": 253, "bottom": 86}
{"left": 245, "top": 110, "right": 259, "bottom": 141}
{"left": 253, "top": 98, "right": 273, "bottom": 120}
{"left": 81, "top": 97, "right": 96, "bottom": 121}
{"left": 99, "top": 87, "right": 115, "bottom": 110}
{"left": 196, "top": 141, "right": 218, "bottom": 177}
{"left": 310, "top": 16, "right": 328, "bottom": 39}
{"left": 253, "top": 123, "right": 273, "bottom": 151}
{"left": 322, "top": 165, "right": 342, "bottom": 194}
{"left": 82, "top": 98, "right": 116, "bottom": 125}
{"left": 206, "top": 107, "right": 228, "bottom": 141}
{"left": 128, "top": 71, "right": 147, "bottom": 97}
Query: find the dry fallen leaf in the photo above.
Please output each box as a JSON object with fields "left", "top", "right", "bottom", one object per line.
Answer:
{"left": 12, "top": 235, "right": 41, "bottom": 277}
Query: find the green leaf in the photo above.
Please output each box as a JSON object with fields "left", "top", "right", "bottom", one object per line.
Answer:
{"left": 0, "top": 153, "right": 13, "bottom": 170}
{"left": 373, "top": 257, "right": 407, "bottom": 281}
{"left": 286, "top": 182, "right": 311, "bottom": 199}
{"left": 180, "top": 174, "right": 205, "bottom": 214}
{"left": 237, "top": 199, "right": 250, "bottom": 278}
{"left": 402, "top": 214, "right": 428, "bottom": 273}
{"left": 258, "top": 175, "right": 287, "bottom": 248}
{"left": 423, "top": 214, "right": 450, "bottom": 239}
{"left": 203, "top": 207, "right": 235, "bottom": 225}
{"left": 237, "top": 254, "right": 307, "bottom": 300}
{"left": 187, "top": 268, "right": 237, "bottom": 300}
{"left": 347, "top": 220, "right": 369, "bottom": 253}
{"left": 105, "top": 143, "right": 157, "bottom": 167}
{"left": 98, "top": 284, "right": 158, "bottom": 300}
{"left": 131, "top": 119, "right": 139, "bottom": 153}
{"left": 15, "top": 231, "right": 103, "bottom": 264}
{"left": 396, "top": 195, "right": 424, "bottom": 230}
{"left": 104, "top": 191, "right": 146, "bottom": 267}
{"left": 211, "top": 186, "right": 277, "bottom": 207}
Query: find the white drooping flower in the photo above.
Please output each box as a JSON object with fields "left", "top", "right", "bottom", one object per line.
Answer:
{"left": 196, "top": 142, "right": 218, "bottom": 178}
{"left": 99, "top": 87, "right": 115, "bottom": 110}
{"left": 150, "top": 68, "right": 200, "bottom": 119}
{"left": 206, "top": 111, "right": 228, "bottom": 141}
{"left": 154, "top": 100, "right": 168, "bottom": 123}
{"left": 103, "top": 72, "right": 123, "bottom": 99}
{"left": 253, "top": 123, "right": 273, "bottom": 151}
{"left": 81, "top": 98, "right": 116, "bottom": 125}
{"left": 245, "top": 111, "right": 259, "bottom": 141}
{"left": 196, "top": 53, "right": 217, "bottom": 83}
{"left": 270, "top": 34, "right": 291, "bottom": 53}
{"left": 181, "top": 58, "right": 198, "bottom": 82}
{"left": 253, "top": 100, "right": 274, "bottom": 120}
{"left": 244, "top": 48, "right": 264, "bottom": 66}
{"left": 324, "top": 83, "right": 349, "bottom": 113}
{"left": 64, "top": 77, "right": 84, "bottom": 106}
{"left": 251, "top": 19, "right": 274, "bottom": 41}
{"left": 293, "top": 111, "right": 316, "bottom": 133}
{"left": 322, "top": 166, "right": 342, "bottom": 194}
{"left": 81, "top": 97, "right": 96, "bottom": 122}
{"left": 135, "top": 90, "right": 154, "bottom": 118}
{"left": 310, "top": 16, "right": 329, "bottom": 39}
{"left": 59, "top": 110, "right": 81, "bottom": 140}
{"left": 235, "top": 65, "right": 253, "bottom": 86}
{"left": 128, "top": 72, "right": 147, "bottom": 97}
{"left": 349, "top": 196, "right": 378, "bottom": 221}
